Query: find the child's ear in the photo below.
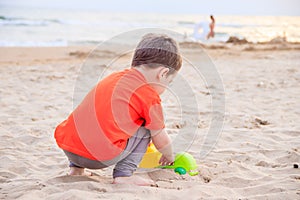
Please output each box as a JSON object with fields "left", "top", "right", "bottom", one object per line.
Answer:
{"left": 158, "top": 67, "right": 169, "bottom": 80}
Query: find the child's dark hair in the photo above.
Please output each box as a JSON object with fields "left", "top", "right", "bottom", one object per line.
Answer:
{"left": 131, "top": 33, "right": 182, "bottom": 74}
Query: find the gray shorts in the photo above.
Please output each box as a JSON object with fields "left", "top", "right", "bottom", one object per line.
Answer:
{"left": 63, "top": 126, "right": 151, "bottom": 178}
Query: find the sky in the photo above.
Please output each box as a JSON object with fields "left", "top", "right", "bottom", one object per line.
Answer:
{"left": 0, "top": 0, "right": 299, "bottom": 16}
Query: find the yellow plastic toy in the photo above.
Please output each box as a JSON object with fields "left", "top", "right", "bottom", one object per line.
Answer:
{"left": 139, "top": 143, "right": 199, "bottom": 176}
{"left": 139, "top": 143, "right": 162, "bottom": 168}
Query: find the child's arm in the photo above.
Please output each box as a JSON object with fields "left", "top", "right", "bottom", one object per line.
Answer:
{"left": 151, "top": 129, "right": 174, "bottom": 165}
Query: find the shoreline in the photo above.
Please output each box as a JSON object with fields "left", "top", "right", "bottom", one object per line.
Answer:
{"left": 1, "top": 40, "right": 300, "bottom": 65}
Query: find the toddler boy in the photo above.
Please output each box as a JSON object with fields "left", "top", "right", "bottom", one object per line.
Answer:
{"left": 55, "top": 33, "right": 182, "bottom": 186}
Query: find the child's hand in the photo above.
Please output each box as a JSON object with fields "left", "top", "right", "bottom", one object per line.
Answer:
{"left": 159, "top": 154, "right": 174, "bottom": 166}
{"left": 151, "top": 129, "right": 174, "bottom": 166}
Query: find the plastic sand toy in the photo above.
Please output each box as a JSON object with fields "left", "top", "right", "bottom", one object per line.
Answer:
{"left": 139, "top": 143, "right": 198, "bottom": 176}
{"left": 160, "top": 152, "right": 199, "bottom": 176}
{"left": 139, "top": 143, "right": 162, "bottom": 168}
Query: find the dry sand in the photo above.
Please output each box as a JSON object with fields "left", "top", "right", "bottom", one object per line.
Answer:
{"left": 0, "top": 43, "right": 299, "bottom": 199}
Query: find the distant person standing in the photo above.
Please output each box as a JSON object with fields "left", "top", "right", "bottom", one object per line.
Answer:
{"left": 207, "top": 15, "right": 215, "bottom": 39}
{"left": 193, "top": 15, "right": 215, "bottom": 41}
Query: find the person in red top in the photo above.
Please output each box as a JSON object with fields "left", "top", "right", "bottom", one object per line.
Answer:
{"left": 54, "top": 33, "right": 182, "bottom": 186}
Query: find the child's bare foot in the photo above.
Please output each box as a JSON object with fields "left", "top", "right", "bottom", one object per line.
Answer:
{"left": 69, "top": 167, "right": 92, "bottom": 176}
{"left": 113, "top": 176, "right": 155, "bottom": 186}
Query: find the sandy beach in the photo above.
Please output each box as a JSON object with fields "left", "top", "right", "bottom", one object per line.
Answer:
{"left": 0, "top": 42, "right": 299, "bottom": 199}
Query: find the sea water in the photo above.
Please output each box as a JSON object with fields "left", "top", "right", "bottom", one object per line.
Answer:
{"left": 1, "top": 6, "right": 299, "bottom": 46}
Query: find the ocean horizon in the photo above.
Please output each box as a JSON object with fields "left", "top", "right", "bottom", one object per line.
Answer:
{"left": 1, "top": 5, "right": 299, "bottom": 47}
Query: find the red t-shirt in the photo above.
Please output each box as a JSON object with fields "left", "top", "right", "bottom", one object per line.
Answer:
{"left": 54, "top": 68, "right": 165, "bottom": 161}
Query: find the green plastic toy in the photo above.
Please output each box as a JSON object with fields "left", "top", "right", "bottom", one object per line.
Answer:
{"left": 160, "top": 152, "right": 199, "bottom": 176}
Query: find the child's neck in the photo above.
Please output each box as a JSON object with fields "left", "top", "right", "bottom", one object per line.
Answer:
{"left": 133, "top": 66, "right": 158, "bottom": 84}
{"left": 133, "top": 66, "right": 164, "bottom": 95}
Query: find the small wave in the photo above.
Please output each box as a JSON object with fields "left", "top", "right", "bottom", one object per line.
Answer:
{"left": 0, "top": 15, "right": 64, "bottom": 26}
{"left": 0, "top": 20, "right": 49, "bottom": 26}
{"left": 0, "top": 16, "right": 48, "bottom": 26}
